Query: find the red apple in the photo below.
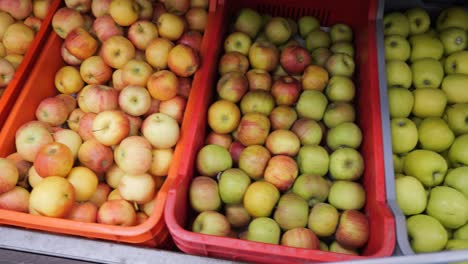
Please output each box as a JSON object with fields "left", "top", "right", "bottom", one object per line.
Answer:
{"left": 89, "top": 182, "right": 111, "bottom": 207}
{"left": 78, "top": 112, "right": 97, "bottom": 141}
{"left": 335, "top": 210, "right": 370, "bottom": 249}
{"left": 218, "top": 51, "right": 249, "bottom": 75}
{"left": 229, "top": 141, "right": 245, "bottom": 166}
{"left": 35, "top": 97, "right": 69, "bottom": 126}
{"left": 78, "top": 84, "right": 119, "bottom": 113}
{"left": 238, "top": 145, "right": 271, "bottom": 180}
{"left": 167, "top": 44, "right": 200, "bottom": 77}
{"left": 65, "top": 0, "right": 91, "bottom": 13}
{"left": 159, "top": 95, "right": 187, "bottom": 124}
{"left": 264, "top": 155, "right": 298, "bottom": 191}
{"left": 177, "top": 76, "right": 192, "bottom": 98}
{"left": 125, "top": 114, "right": 142, "bottom": 137}
{"left": 185, "top": 7, "right": 207, "bottom": 32}
{"left": 280, "top": 45, "right": 311, "bottom": 75}
{"left": 92, "top": 110, "right": 130, "bottom": 146}
{"left": 24, "top": 16, "right": 42, "bottom": 32}
{"left": 80, "top": 56, "right": 112, "bottom": 85}
{"left": 246, "top": 69, "right": 272, "bottom": 91}
{"left": 178, "top": 30, "right": 203, "bottom": 52}
{"left": 100, "top": 35, "right": 136, "bottom": 69}
{"left": 97, "top": 199, "right": 136, "bottom": 226}
{"left": 111, "top": 69, "right": 126, "bottom": 91}
{"left": 34, "top": 142, "right": 74, "bottom": 178}
{"left": 92, "top": 15, "right": 123, "bottom": 42}
{"left": 0, "top": 186, "right": 29, "bottom": 213}
{"left": 0, "top": 0, "right": 33, "bottom": 20}
{"left": 217, "top": 71, "right": 249, "bottom": 103}
{"left": 271, "top": 76, "right": 302, "bottom": 106}
{"left": 291, "top": 118, "right": 323, "bottom": 145}
{"left": 281, "top": 227, "right": 320, "bottom": 249}
{"left": 151, "top": 2, "right": 166, "bottom": 22}
{"left": 302, "top": 65, "right": 329, "bottom": 91}
{"left": 67, "top": 108, "right": 85, "bottom": 132}
{"left": 0, "top": 158, "right": 18, "bottom": 194}
{"left": 270, "top": 106, "right": 298, "bottom": 130}
{"left": 127, "top": 20, "right": 158, "bottom": 50}
{"left": 91, "top": 0, "right": 111, "bottom": 17}
{"left": 78, "top": 139, "right": 114, "bottom": 174}
{"left": 236, "top": 113, "right": 271, "bottom": 146}
{"left": 265, "top": 129, "right": 301, "bottom": 156}
{"left": 205, "top": 132, "right": 232, "bottom": 149}
{"left": 147, "top": 70, "right": 178, "bottom": 101}
{"left": 189, "top": 176, "right": 221, "bottom": 212}
{"left": 248, "top": 41, "right": 279, "bottom": 72}
{"left": 61, "top": 42, "right": 83, "bottom": 66}
{"left": 65, "top": 27, "right": 98, "bottom": 60}
{"left": 15, "top": 121, "right": 54, "bottom": 162}
{"left": 66, "top": 201, "right": 98, "bottom": 223}
{"left": 114, "top": 136, "right": 152, "bottom": 174}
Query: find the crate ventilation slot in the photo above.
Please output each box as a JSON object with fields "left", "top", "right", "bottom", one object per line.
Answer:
{"left": 256, "top": 4, "right": 330, "bottom": 25}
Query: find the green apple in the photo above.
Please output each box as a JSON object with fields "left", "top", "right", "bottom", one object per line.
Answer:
{"left": 409, "top": 34, "right": 444, "bottom": 62}
{"left": 240, "top": 90, "right": 275, "bottom": 115}
{"left": 454, "top": 223, "right": 468, "bottom": 239}
{"left": 436, "top": 7, "right": 468, "bottom": 31}
{"left": 329, "top": 148, "right": 364, "bottom": 181}
{"left": 407, "top": 214, "right": 448, "bottom": 253}
{"left": 449, "top": 134, "right": 468, "bottom": 167}
{"left": 330, "top": 23, "right": 353, "bottom": 43}
{"left": 218, "top": 168, "right": 251, "bottom": 204}
{"left": 412, "top": 88, "right": 447, "bottom": 118}
{"left": 273, "top": 193, "right": 309, "bottom": 230}
{"left": 196, "top": 144, "right": 233, "bottom": 177}
{"left": 286, "top": 18, "right": 298, "bottom": 36}
{"left": 308, "top": 203, "right": 339, "bottom": 237}
{"left": 445, "top": 51, "right": 468, "bottom": 75}
{"left": 445, "top": 103, "right": 468, "bottom": 135}
{"left": 411, "top": 58, "right": 444, "bottom": 88}
{"left": 386, "top": 60, "right": 412, "bottom": 89}
{"left": 329, "top": 241, "right": 358, "bottom": 255}
{"left": 446, "top": 239, "right": 468, "bottom": 250}
{"left": 192, "top": 211, "right": 231, "bottom": 236}
{"left": 310, "top": 47, "right": 331, "bottom": 67}
{"left": 189, "top": 176, "right": 221, "bottom": 213}
{"left": 403, "top": 149, "right": 447, "bottom": 187}
{"left": 383, "top": 12, "right": 410, "bottom": 37}
{"left": 298, "top": 16, "right": 320, "bottom": 38}
{"left": 442, "top": 74, "right": 468, "bottom": 104}
{"left": 295, "top": 90, "right": 328, "bottom": 120}
{"left": 247, "top": 217, "right": 280, "bottom": 244}
{"left": 296, "top": 145, "right": 329, "bottom": 176}
{"left": 292, "top": 174, "right": 330, "bottom": 206}
{"left": 393, "top": 154, "right": 404, "bottom": 173}
{"left": 418, "top": 117, "right": 454, "bottom": 152}
{"left": 330, "top": 41, "right": 354, "bottom": 57}
{"left": 390, "top": 117, "right": 418, "bottom": 154}
{"left": 264, "top": 17, "right": 292, "bottom": 45}
{"left": 243, "top": 181, "right": 280, "bottom": 218}
{"left": 439, "top": 28, "right": 467, "bottom": 55}
{"left": 234, "top": 8, "right": 263, "bottom": 39}
{"left": 325, "top": 53, "right": 355, "bottom": 77}
{"left": 328, "top": 181, "right": 366, "bottom": 210}
{"left": 326, "top": 122, "right": 362, "bottom": 150}
{"left": 388, "top": 87, "right": 414, "bottom": 118}
{"left": 325, "top": 75, "right": 355, "bottom": 102}
{"left": 395, "top": 176, "right": 427, "bottom": 215}
{"left": 305, "top": 29, "right": 331, "bottom": 51}
{"left": 291, "top": 118, "right": 323, "bottom": 145}
{"left": 323, "top": 102, "right": 356, "bottom": 128}
{"left": 427, "top": 186, "right": 468, "bottom": 229}
{"left": 224, "top": 31, "right": 252, "bottom": 55}
{"left": 384, "top": 35, "right": 411, "bottom": 61}
{"left": 405, "top": 8, "right": 431, "bottom": 35}
{"left": 445, "top": 167, "right": 468, "bottom": 199}
{"left": 224, "top": 204, "right": 251, "bottom": 228}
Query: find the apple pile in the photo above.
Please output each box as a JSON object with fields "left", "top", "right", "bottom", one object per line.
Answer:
{"left": 0, "top": 0, "right": 54, "bottom": 97}
{"left": 384, "top": 7, "right": 468, "bottom": 253}
{"left": 0, "top": 0, "right": 209, "bottom": 227}
{"left": 188, "top": 8, "right": 370, "bottom": 254}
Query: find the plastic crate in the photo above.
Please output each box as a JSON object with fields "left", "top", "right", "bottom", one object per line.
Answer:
{"left": 0, "top": 1, "right": 218, "bottom": 246}
{"left": 164, "top": 0, "right": 396, "bottom": 262}
{"left": 376, "top": 0, "right": 468, "bottom": 257}
{"left": 0, "top": 0, "right": 61, "bottom": 130}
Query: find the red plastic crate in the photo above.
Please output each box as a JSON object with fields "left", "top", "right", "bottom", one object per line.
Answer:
{"left": 0, "top": 1, "right": 218, "bottom": 247}
{"left": 0, "top": 0, "right": 61, "bottom": 130}
{"left": 164, "top": 0, "right": 396, "bottom": 262}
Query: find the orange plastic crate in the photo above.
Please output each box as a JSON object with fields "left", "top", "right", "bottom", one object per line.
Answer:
{"left": 0, "top": 0, "right": 61, "bottom": 130}
{"left": 0, "top": 0, "right": 218, "bottom": 246}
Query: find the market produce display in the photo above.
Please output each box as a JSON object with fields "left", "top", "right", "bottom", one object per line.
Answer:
{"left": 188, "top": 8, "right": 370, "bottom": 255}
{"left": 0, "top": 0, "right": 208, "bottom": 226}
{"left": 384, "top": 6, "right": 468, "bottom": 253}
{"left": 0, "top": 0, "right": 51, "bottom": 96}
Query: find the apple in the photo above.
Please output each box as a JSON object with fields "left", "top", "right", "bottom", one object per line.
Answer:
{"left": 236, "top": 113, "right": 270, "bottom": 146}
{"left": 65, "top": 27, "right": 98, "bottom": 60}
{"left": 274, "top": 193, "right": 308, "bottom": 230}
{"left": 323, "top": 102, "right": 355, "bottom": 128}
{"left": 185, "top": 7, "right": 207, "bottom": 32}
{"left": 0, "top": 158, "right": 18, "bottom": 194}
{"left": 442, "top": 74, "right": 468, "bottom": 104}
{"left": 328, "top": 181, "right": 366, "bottom": 210}
{"left": 196, "top": 144, "right": 232, "bottom": 177}
{"left": 0, "top": 58, "right": 14, "bottom": 87}
{"left": 271, "top": 76, "right": 301, "bottom": 106}
{"left": 439, "top": 28, "right": 466, "bottom": 55}
{"left": 97, "top": 199, "right": 136, "bottom": 226}
{"left": 302, "top": 65, "right": 329, "bottom": 92}
{"left": 35, "top": 96, "right": 69, "bottom": 127}
{"left": 114, "top": 136, "right": 152, "bottom": 174}
{"left": 28, "top": 166, "right": 43, "bottom": 188}
{"left": 157, "top": 12, "right": 185, "bottom": 41}
{"left": 265, "top": 129, "right": 300, "bottom": 156}
{"left": 61, "top": 42, "right": 83, "bottom": 66}
{"left": 147, "top": 70, "right": 178, "bottom": 101}
{"left": 335, "top": 210, "right": 369, "bottom": 249}
{"left": 245, "top": 69, "right": 271, "bottom": 91}
{"left": 264, "top": 16, "right": 291, "bottom": 45}
{"left": 224, "top": 204, "right": 251, "bottom": 228}
{"left": 436, "top": 7, "right": 468, "bottom": 31}
{"left": 237, "top": 145, "right": 271, "bottom": 180}
{"left": 329, "top": 147, "right": 364, "bottom": 181}
{"left": 405, "top": 7, "right": 430, "bottom": 35}
{"left": 248, "top": 41, "right": 279, "bottom": 72}
{"left": 127, "top": 20, "right": 158, "bottom": 51}
{"left": 385, "top": 60, "right": 412, "bottom": 89}
{"left": 34, "top": 142, "right": 74, "bottom": 178}
{"left": 178, "top": 30, "right": 203, "bottom": 52}
{"left": 78, "top": 139, "right": 114, "bottom": 174}
{"left": 89, "top": 183, "right": 111, "bottom": 207}
{"left": 53, "top": 129, "right": 82, "bottom": 159}
{"left": 391, "top": 117, "right": 418, "bottom": 154}
{"left": 66, "top": 166, "right": 98, "bottom": 202}
{"left": 192, "top": 211, "right": 231, "bottom": 237}
{"left": 229, "top": 141, "right": 244, "bottom": 165}
{"left": 409, "top": 34, "right": 444, "bottom": 62}
{"left": 445, "top": 167, "right": 468, "bottom": 199}
{"left": 106, "top": 189, "right": 123, "bottom": 201}
{"left": 404, "top": 149, "right": 448, "bottom": 187}
{"left": 29, "top": 176, "right": 75, "bottom": 218}
{"left": 330, "top": 23, "right": 353, "bottom": 43}
{"left": 177, "top": 76, "right": 192, "bottom": 98}
{"left": 327, "top": 122, "right": 362, "bottom": 150}
{"left": 407, "top": 214, "right": 448, "bottom": 253}
{"left": 108, "top": 0, "right": 139, "bottom": 26}
{"left": 66, "top": 201, "right": 98, "bottom": 223}
{"left": 0, "top": 11, "right": 14, "bottom": 40}
{"left": 189, "top": 176, "right": 221, "bottom": 212}
{"left": 384, "top": 35, "right": 410, "bottom": 61}
{"left": 79, "top": 56, "right": 112, "bottom": 85}
{"left": 297, "top": 15, "right": 319, "bottom": 38}
{"left": 307, "top": 203, "right": 339, "bottom": 237}
{"left": 264, "top": 155, "right": 298, "bottom": 192}
{"left": 167, "top": 44, "right": 200, "bottom": 77}
{"left": 217, "top": 71, "right": 248, "bottom": 103}
{"left": 239, "top": 90, "right": 274, "bottom": 116}
{"left": 396, "top": 176, "right": 427, "bottom": 216}
{"left": 105, "top": 164, "right": 124, "bottom": 189}
{"left": 143, "top": 99, "right": 161, "bottom": 117}
{"left": 269, "top": 106, "right": 297, "bottom": 130}
{"left": 4, "top": 54, "right": 23, "bottom": 70}
{"left": 330, "top": 41, "right": 354, "bottom": 57}
{"left": 77, "top": 112, "right": 96, "bottom": 141}
{"left": 295, "top": 90, "right": 328, "bottom": 121}
{"left": 412, "top": 88, "right": 447, "bottom": 118}
{"left": 233, "top": 8, "right": 262, "bottom": 39}
{"left": 296, "top": 145, "right": 329, "bottom": 176}
{"left": 218, "top": 168, "right": 251, "bottom": 204}
{"left": 100, "top": 35, "right": 136, "bottom": 69}
{"left": 207, "top": 99, "right": 241, "bottom": 134}
{"left": 125, "top": 113, "right": 144, "bottom": 136}
{"left": 92, "top": 15, "right": 123, "bottom": 42}
{"left": 3, "top": 22, "right": 34, "bottom": 55}
{"left": 411, "top": 58, "right": 444, "bottom": 89}
{"left": 244, "top": 180, "right": 280, "bottom": 218}
{"left": 247, "top": 217, "right": 280, "bottom": 244}
{"left": 92, "top": 110, "right": 129, "bottom": 146}
{"left": 149, "top": 148, "right": 173, "bottom": 177}
{"left": 205, "top": 132, "right": 232, "bottom": 149}
{"left": 142, "top": 112, "right": 180, "bottom": 148}
{"left": 310, "top": 48, "right": 333, "bottom": 70}
{"left": 325, "top": 53, "right": 355, "bottom": 77}
{"left": 118, "top": 173, "right": 155, "bottom": 204}
{"left": 0, "top": 186, "right": 29, "bottom": 213}
{"left": 54, "top": 66, "right": 84, "bottom": 95}
{"left": 135, "top": 0, "right": 152, "bottom": 20}
{"left": 65, "top": 0, "right": 91, "bottom": 13}
{"left": 118, "top": 85, "right": 151, "bottom": 116}
{"left": 6, "top": 153, "right": 31, "bottom": 183}
{"left": 52, "top": 7, "right": 85, "bottom": 39}
{"left": 305, "top": 29, "right": 331, "bottom": 51}
{"left": 281, "top": 227, "right": 320, "bottom": 248}
{"left": 224, "top": 31, "right": 252, "bottom": 55}
{"left": 418, "top": 117, "right": 454, "bottom": 152}
{"left": 91, "top": 0, "right": 111, "bottom": 17}
{"left": 387, "top": 87, "right": 413, "bottom": 118}
{"left": 218, "top": 51, "right": 250, "bottom": 75}
{"left": 145, "top": 37, "right": 174, "bottom": 70}
{"left": 427, "top": 186, "right": 468, "bottom": 229}
{"left": 289, "top": 118, "right": 322, "bottom": 146}
{"left": 445, "top": 51, "right": 468, "bottom": 75}
{"left": 23, "top": 16, "right": 42, "bottom": 32}
{"left": 383, "top": 12, "right": 410, "bottom": 37}
{"left": 15, "top": 121, "right": 54, "bottom": 162}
